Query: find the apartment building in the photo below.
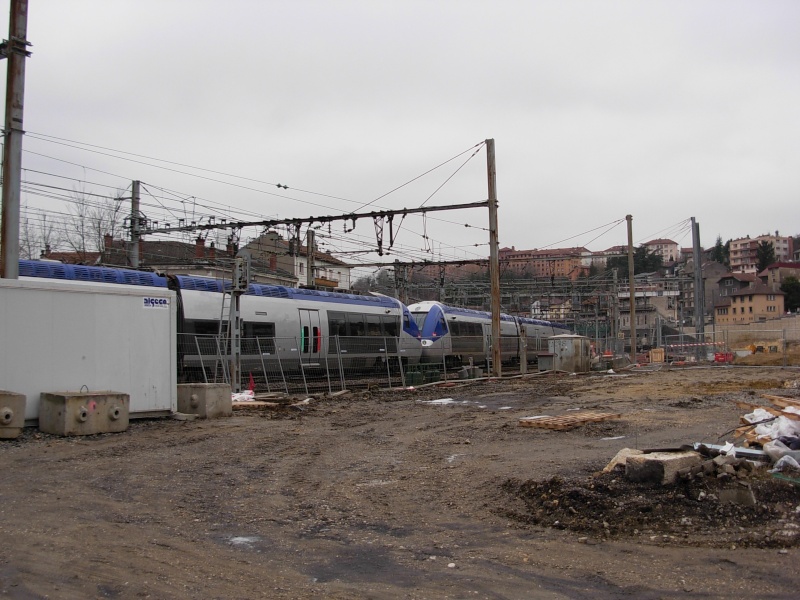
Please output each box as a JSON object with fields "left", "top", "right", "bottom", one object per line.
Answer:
{"left": 498, "top": 246, "right": 589, "bottom": 280}
{"left": 644, "top": 239, "right": 680, "bottom": 263}
{"left": 714, "top": 285, "right": 785, "bottom": 324}
{"left": 729, "top": 232, "right": 794, "bottom": 274}
{"left": 758, "top": 262, "right": 800, "bottom": 289}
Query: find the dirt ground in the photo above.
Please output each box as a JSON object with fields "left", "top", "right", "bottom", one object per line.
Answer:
{"left": 2, "top": 366, "right": 800, "bottom": 600}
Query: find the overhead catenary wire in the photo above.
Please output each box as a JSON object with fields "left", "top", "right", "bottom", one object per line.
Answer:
{"left": 19, "top": 141, "right": 493, "bottom": 256}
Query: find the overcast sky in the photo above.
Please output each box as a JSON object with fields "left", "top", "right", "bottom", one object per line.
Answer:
{"left": 4, "top": 0, "right": 799, "bottom": 270}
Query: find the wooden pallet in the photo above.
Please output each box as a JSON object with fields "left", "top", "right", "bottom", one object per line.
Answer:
{"left": 761, "top": 394, "right": 800, "bottom": 410}
{"left": 518, "top": 411, "right": 622, "bottom": 431}
{"left": 736, "top": 400, "right": 800, "bottom": 422}
{"left": 733, "top": 425, "right": 770, "bottom": 445}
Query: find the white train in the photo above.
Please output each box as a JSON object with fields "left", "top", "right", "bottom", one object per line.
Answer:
{"left": 407, "top": 300, "right": 569, "bottom": 367}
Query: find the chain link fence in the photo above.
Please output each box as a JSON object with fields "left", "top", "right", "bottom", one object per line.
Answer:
{"left": 178, "top": 334, "right": 408, "bottom": 395}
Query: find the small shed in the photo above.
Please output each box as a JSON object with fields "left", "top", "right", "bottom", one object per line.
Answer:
{"left": 540, "top": 334, "right": 592, "bottom": 373}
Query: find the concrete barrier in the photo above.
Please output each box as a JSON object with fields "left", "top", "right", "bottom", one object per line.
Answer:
{"left": 39, "top": 392, "right": 130, "bottom": 436}
{"left": 0, "top": 391, "right": 26, "bottom": 439}
{"left": 177, "top": 384, "right": 232, "bottom": 419}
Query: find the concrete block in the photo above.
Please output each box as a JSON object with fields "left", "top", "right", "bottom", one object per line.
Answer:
{"left": 0, "top": 391, "right": 26, "bottom": 439}
{"left": 719, "top": 486, "right": 757, "bottom": 506}
{"left": 39, "top": 392, "right": 129, "bottom": 436}
{"left": 177, "top": 384, "right": 232, "bottom": 419}
{"left": 625, "top": 451, "right": 702, "bottom": 485}
{"left": 602, "top": 448, "right": 644, "bottom": 473}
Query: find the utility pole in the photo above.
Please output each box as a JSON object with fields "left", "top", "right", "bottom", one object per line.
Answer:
{"left": 611, "top": 268, "right": 619, "bottom": 348}
{"left": 306, "top": 228, "right": 315, "bottom": 287}
{"left": 129, "top": 180, "right": 141, "bottom": 267}
{"left": 0, "top": 0, "right": 30, "bottom": 279}
{"left": 626, "top": 215, "right": 636, "bottom": 360}
{"left": 393, "top": 259, "right": 403, "bottom": 303}
{"left": 691, "top": 217, "right": 705, "bottom": 359}
{"left": 486, "top": 138, "right": 501, "bottom": 377}
{"left": 230, "top": 256, "right": 249, "bottom": 393}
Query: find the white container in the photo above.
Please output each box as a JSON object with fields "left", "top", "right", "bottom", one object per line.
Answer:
{"left": 0, "top": 278, "right": 177, "bottom": 422}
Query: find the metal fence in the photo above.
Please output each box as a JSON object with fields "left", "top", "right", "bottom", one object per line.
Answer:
{"left": 178, "top": 334, "right": 408, "bottom": 395}
{"left": 655, "top": 329, "right": 796, "bottom": 365}
{"left": 663, "top": 331, "right": 729, "bottom": 363}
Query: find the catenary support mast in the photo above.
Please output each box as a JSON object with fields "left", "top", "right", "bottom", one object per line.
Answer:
{"left": 0, "top": 0, "right": 30, "bottom": 279}
{"left": 486, "top": 139, "right": 501, "bottom": 377}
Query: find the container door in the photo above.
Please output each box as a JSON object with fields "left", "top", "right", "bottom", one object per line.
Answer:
{"left": 482, "top": 323, "right": 493, "bottom": 360}
{"left": 298, "top": 309, "right": 322, "bottom": 364}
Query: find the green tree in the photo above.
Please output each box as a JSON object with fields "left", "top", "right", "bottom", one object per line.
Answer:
{"left": 756, "top": 241, "right": 776, "bottom": 273}
{"left": 606, "top": 245, "right": 663, "bottom": 275}
{"left": 710, "top": 235, "right": 729, "bottom": 266}
{"left": 781, "top": 276, "right": 800, "bottom": 312}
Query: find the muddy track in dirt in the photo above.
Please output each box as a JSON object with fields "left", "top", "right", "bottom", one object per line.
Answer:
{"left": 1, "top": 366, "right": 799, "bottom": 599}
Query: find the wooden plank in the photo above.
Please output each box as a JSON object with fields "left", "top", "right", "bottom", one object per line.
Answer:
{"left": 233, "top": 401, "right": 281, "bottom": 408}
{"left": 762, "top": 394, "right": 800, "bottom": 410}
{"left": 518, "top": 411, "right": 622, "bottom": 431}
{"left": 734, "top": 425, "right": 772, "bottom": 445}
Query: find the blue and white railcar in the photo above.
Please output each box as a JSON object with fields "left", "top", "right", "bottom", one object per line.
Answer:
{"left": 174, "top": 275, "right": 422, "bottom": 370}
{"left": 408, "top": 300, "right": 569, "bottom": 367}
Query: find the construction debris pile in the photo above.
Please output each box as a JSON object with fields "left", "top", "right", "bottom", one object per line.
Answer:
{"left": 502, "top": 392, "right": 800, "bottom": 548}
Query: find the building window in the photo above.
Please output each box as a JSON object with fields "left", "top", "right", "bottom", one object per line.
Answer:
{"left": 767, "top": 294, "right": 776, "bottom": 301}
{"left": 749, "top": 306, "right": 753, "bottom": 313}
{"left": 767, "top": 305, "right": 776, "bottom": 312}
{"left": 732, "top": 308, "right": 737, "bottom": 314}
{"left": 299, "top": 263, "right": 304, "bottom": 274}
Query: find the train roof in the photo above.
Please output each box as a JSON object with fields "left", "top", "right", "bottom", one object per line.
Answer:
{"left": 440, "top": 304, "right": 517, "bottom": 322}
{"left": 409, "top": 300, "right": 568, "bottom": 329}
{"left": 174, "top": 275, "right": 401, "bottom": 308}
{"left": 19, "top": 259, "right": 168, "bottom": 288}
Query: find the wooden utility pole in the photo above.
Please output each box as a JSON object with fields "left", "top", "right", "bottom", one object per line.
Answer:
{"left": 0, "top": 0, "right": 30, "bottom": 279}
{"left": 626, "top": 215, "right": 636, "bottom": 360}
{"left": 486, "top": 139, "right": 501, "bottom": 377}
{"left": 129, "top": 180, "right": 141, "bottom": 267}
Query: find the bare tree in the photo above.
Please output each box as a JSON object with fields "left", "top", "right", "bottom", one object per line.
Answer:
{"left": 19, "top": 207, "right": 62, "bottom": 259}
{"left": 63, "top": 187, "right": 126, "bottom": 262}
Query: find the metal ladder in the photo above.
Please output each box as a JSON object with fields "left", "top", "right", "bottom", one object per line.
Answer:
{"left": 213, "top": 291, "right": 232, "bottom": 384}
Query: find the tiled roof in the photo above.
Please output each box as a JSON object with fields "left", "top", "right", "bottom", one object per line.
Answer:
{"left": 730, "top": 284, "right": 784, "bottom": 297}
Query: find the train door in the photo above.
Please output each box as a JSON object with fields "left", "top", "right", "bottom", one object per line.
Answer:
{"left": 298, "top": 309, "right": 322, "bottom": 364}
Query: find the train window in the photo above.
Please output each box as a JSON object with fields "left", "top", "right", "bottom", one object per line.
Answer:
{"left": 187, "top": 319, "right": 220, "bottom": 336}
{"left": 382, "top": 316, "right": 399, "bottom": 337}
{"left": 366, "top": 315, "right": 382, "bottom": 336}
{"left": 313, "top": 326, "right": 321, "bottom": 352}
{"left": 411, "top": 312, "right": 427, "bottom": 330}
{"left": 346, "top": 313, "right": 366, "bottom": 337}
{"left": 243, "top": 322, "right": 275, "bottom": 338}
{"left": 469, "top": 323, "right": 482, "bottom": 336}
{"left": 301, "top": 326, "right": 309, "bottom": 353}
{"left": 328, "top": 312, "right": 347, "bottom": 337}
{"left": 450, "top": 321, "right": 461, "bottom": 336}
